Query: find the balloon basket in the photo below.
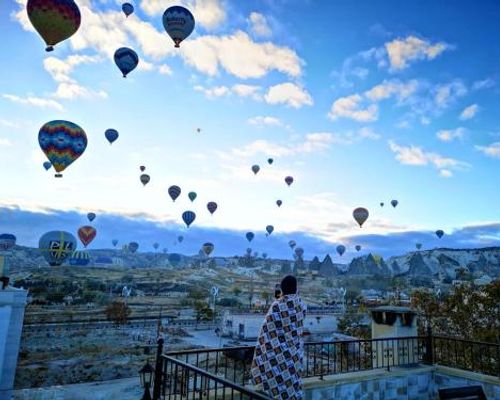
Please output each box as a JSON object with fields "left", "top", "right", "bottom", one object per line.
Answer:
{"left": 55, "top": 174, "right": 63, "bottom": 178}
{"left": 45, "top": 46, "right": 54, "bottom": 52}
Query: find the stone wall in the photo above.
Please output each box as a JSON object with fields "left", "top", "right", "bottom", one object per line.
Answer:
{"left": 304, "top": 366, "right": 500, "bottom": 400}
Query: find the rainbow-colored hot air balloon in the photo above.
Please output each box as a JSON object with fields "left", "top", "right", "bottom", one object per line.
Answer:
{"left": 38, "top": 231, "right": 76, "bottom": 266}
{"left": 27, "top": 0, "right": 81, "bottom": 52}
{"left": 38, "top": 120, "right": 87, "bottom": 178}
{"left": 162, "top": 6, "right": 195, "bottom": 48}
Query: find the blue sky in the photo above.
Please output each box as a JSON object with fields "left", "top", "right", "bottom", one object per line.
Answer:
{"left": 0, "top": 0, "right": 499, "bottom": 259}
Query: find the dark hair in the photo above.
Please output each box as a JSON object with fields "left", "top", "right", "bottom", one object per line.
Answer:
{"left": 280, "top": 275, "right": 297, "bottom": 295}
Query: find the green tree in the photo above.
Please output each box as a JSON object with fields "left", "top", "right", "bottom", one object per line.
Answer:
{"left": 105, "top": 301, "right": 131, "bottom": 326}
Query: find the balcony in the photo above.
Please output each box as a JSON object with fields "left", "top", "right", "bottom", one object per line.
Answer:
{"left": 152, "top": 336, "right": 499, "bottom": 399}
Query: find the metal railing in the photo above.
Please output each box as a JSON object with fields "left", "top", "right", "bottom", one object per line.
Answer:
{"left": 153, "top": 336, "right": 499, "bottom": 399}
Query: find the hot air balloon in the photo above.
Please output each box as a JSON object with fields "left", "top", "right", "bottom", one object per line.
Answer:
{"left": 246, "top": 232, "right": 254, "bottom": 242}
{"left": 188, "top": 191, "right": 197, "bottom": 202}
{"left": 276, "top": 200, "right": 283, "bottom": 207}
{"left": 38, "top": 120, "right": 87, "bottom": 178}
{"left": 416, "top": 243, "right": 422, "bottom": 250}
{"left": 0, "top": 234, "right": 16, "bottom": 251}
{"left": 168, "top": 185, "right": 181, "bottom": 202}
{"left": 43, "top": 161, "right": 52, "bottom": 171}
{"left": 77, "top": 226, "right": 96, "bottom": 248}
{"left": 128, "top": 242, "right": 139, "bottom": 253}
{"left": 69, "top": 250, "right": 90, "bottom": 266}
{"left": 246, "top": 248, "right": 252, "bottom": 256}
{"left": 435, "top": 230, "right": 444, "bottom": 239}
{"left": 251, "top": 165, "right": 260, "bottom": 175}
{"left": 27, "top": 0, "right": 81, "bottom": 52}
{"left": 114, "top": 47, "right": 139, "bottom": 78}
{"left": 288, "top": 240, "right": 296, "bottom": 249}
{"left": 391, "top": 200, "right": 398, "bottom": 208}
{"left": 207, "top": 202, "right": 218, "bottom": 215}
{"left": 353, "top": 207, "right": 369, "bottom": 228}
{"left": 196, "top": 128, "right": 201, "bottom": 133}
{"left": 294, "top": 247, "right": 304, "bottom": 258}
{"left": 262, "top": 253, "right": 268, "bottom": 259}
{"left": 380, "top": 202, "right": 384, "bottom": 207}
{"left": 182, "top": 211, "right": 196, "bottom": 228}
{"left": 178, "top": 235, "right": 184, "bottom": 243}
{"left": 87, "top": 212, "right": 96, "bottom": 223}
{"left": 39, "top": 231, "right": 76, "bottom": 266}
{"left": 105, "top": 129, "right": 119, "bottom": 144}
{"left": 336, "top": 245, "right": 346, "bottom": 257}
{"left": 140, "top": 174, "right": 150, "bottom": 186}
{"left": 163, "top": 248, "right": 168, "bottom": 254}
{"left": 355, "top": 245, "right": 361, "bottom": 252}
{"left": 268, "top": 158, "right": 273, "bottom": 165}
{"left": 162, "top": 6, "right": 195, "bottom": 48}
{"left": 285, "top": 176, "right": 294, "bottom": 186}
{"left": 153, "top": 242, "right": 159, "bottom": 250}
{"left": 112, "top": 239, "right": 118, "bottom": 247}
{"left": 140, "top": 166, "right": 146, "bottom": 172}
{"left": 121, "top": 2, "right": 134, "bottom": 17}
{"left": 168, "top": 253, "right": 181, "bottom": 266}
{"left": 266, "top": 225, "right": 274, "bottom": 235}
{"left": 202, "top": 242, "right": 214, "bottom": 256}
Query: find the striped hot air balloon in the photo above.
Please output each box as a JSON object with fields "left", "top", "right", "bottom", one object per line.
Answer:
{"left": 182, "top": 211, "right": 196, "bottom": 228}
{"left": 168, "top": 185, "right": 181, "bottom": 202}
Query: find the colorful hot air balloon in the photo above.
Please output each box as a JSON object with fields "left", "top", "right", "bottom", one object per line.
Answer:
{"left": 153, "top": 242, "right": 159, "bottom": 250}
{"left": 87, "top": 212, "right": 96, "bottom": 223}
{"left": 121, "top": 2, "right": 134, "bottom": 17}
{"left": 168, "top": 253, "right": 181, "bottom": 266}
{"left": 188, "top": 191, "right": 197, "bottom": 202}
{"left": 39, "top": 231, "right": 76, "bottom": 266}
{"left": 285, "top": 176, "right": 294, "bottom": 186}
{"left": 162, "top": 6, "right": 195, "bottom": 48}
{"left": 416, "top": 243, "right": 422, "bottom": 250}
{"left": 251, "top": 165, "right": 260, "bottom": 175}
{"left": 0, "top": 234, "right": 16, "bottom": 251}
{"left": 336, "top": 245, "right": 346, "bottom": 256}
{"left": 276, "top": 200, "right": 283, "bottom": 207}
{"left": 38, "top": 120, "right": 87, "bottom": 178}
{"left": 355, "top": 245, "right": 361, "bottom": 252}
{"left": 380, "top": 202, "right": 384, "bottom": 207}
{"left": 246, "top": 232, "right": 254, "bottom": 242}
{"left": 294, "top": 247, "right": 304, "bottom": 258}
{"left": 128, "top": 241, "right": 139, "bottom": 253}
{"left": 140, "top": 166, "right": 146, "bottom": 172}
{"left": 168, "top": 185, "right": 181, "bottom": 202}
{"left": 177, "top": 235, "right": 184, "bottom": 243}
{"left": 202, "top": 242, "right": 214, "bottom": 256}
{"left": 267, "top": 158, "right": 273, "bottom": 165}
{"left": 353, "top": 207, "right": 369, "bottom": 228}
{"left": 27, "top": 0, "right": 81, "bottom": 52}
{"left": 105, "top": 129, "right": 119, "bottom": 144}
{"left": 69, "top": 250, "right": 90, "bottom": 266}
{"left": 266, "top": 225, "right": 274, "bottom": 235}
{"left": 43, "top": 161, "right": 52, "bottom": 171}
{"left": 288, "top": 240, "right": 296, "bottom": 249}
{"left": 140, "top": 174, "right": 150, "bottom": 186}
{"left": 77, "top": 226, "right": 96, "bottom": 248}
{"left": 112, "top": 239, "right": 118, "bottom": 247}
{"left": 182, "top": 211, "right": 196, "bottom": 228}
{"left": 391, "top": 200, "right": 398, "bottom": 208}
{"left": 436, "top": 230, "right": 444, "bottom": 239}
{"left": 207, "top": 202, "right": 218, "bottom": 215}
{"left": 114, "top": 47, "right": 139, "bottom": 77}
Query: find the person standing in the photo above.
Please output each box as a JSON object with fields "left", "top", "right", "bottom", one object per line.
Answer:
{"left": 251, "top": 275, "right": 307, "bottom": 399}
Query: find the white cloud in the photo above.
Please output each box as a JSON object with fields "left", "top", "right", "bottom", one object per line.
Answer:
{"left": 434, "top": 80, "right": 467, "bottom": 108}
{"left": 181, "top": 31, "right": 302, "bottom": 79}
{"left": 0, "top": 138, "right": 13, "bottom": 147}
{"left": 2, "top": 94, "right": 63, "bottom": 111}
{"left": 328, "top": 94, "right": 378, "bottom": 122}
{"left": 139, "top": 0, "right": 226, "bottom": 30}
{"left": 194, "top": 84, "right": 262, "bottom": 100}
{"left": 436, "top": 127, "right": 465, "bottom": 142}
{"left": 459, "top": 104, "right": 479, "bottom": 120}
{"left": 475, "top": 142, "right": 500, "bottom": 158}
{"left": 364, "top": 80, "right": 419, "bottom": 102}
{"left": 0, "top": 119, "right": 20, "bottom": 129}
{"left": 43, "top": 55, "right": 101, "bottom": 83}
{"left": 472, "top": 78, "right": 495, "bottom": 90}
{"left": 357, "top": 127, "right": 381, "bottom": 140}
{"left": 264, "top": 83, "right": 312, "bottom": 108}
{"left": 388, "top": 140, "right": 469, "bottom": 176}
{"left": 231, "top": 84, "right": 262, "bottom": 100}
{"left": 248, "top": 12, "right": 272, "bottom": 37}
{"left": 247, "top": 116, "right": 284, "bottom": 127}
{"left": 158, "top": 64, "right": 173, "bottom": 75}
{"left": 194, "top": 85, "right": 231, "bottom": 98}
{"left": 53, "top": 83, "right": 108, "bottom": 100}
{"left": 385, "top": 36, "right": 450, "bottom": 71}
{"left": 439, "top": 169, "right": 453, "bottom": 178}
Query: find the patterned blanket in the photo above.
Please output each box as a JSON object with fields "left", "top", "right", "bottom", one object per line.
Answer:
{"left": 251, "top": 294, "right": 306, "bottom": 399}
